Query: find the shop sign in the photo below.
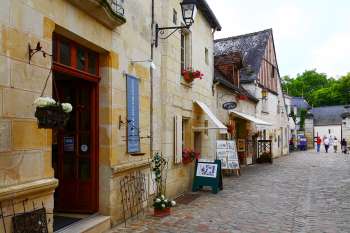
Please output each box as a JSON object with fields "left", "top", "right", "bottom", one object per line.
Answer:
{"left": 216, "top": 140, "right": 240, "bottom": 170}
{"left": 64, "top": 136, "right": 74, "bottom": 152}
{"left": 222, "top": 101, "right": 237, "bottom": 110}
{"left": 192, "top": 160, "right": 223, "bottom": 194}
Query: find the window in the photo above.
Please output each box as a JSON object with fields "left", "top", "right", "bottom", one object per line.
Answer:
{"left": 205, "top": 47, "right": 209, "bottom": 65}
{"left": 173, "top": 9, "right": 177, "bottom": 25}
{"left": 180, "top": 30, "right": 191, "bottom": 72}
{"left": 127, "top": 75, "right": 140, "bottom": 153}
{"left": 53, "top": 34, "right": 99, "bottom": 76}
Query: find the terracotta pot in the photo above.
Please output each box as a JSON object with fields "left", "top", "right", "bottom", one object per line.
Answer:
{"left": 154, "top": 207, "right": 171, "bottom": 217}
{"left": 182, "top": 157, "right": 193, "bottom": 164}
{"left": 182, "top": 73, "right": 193, "bottom": 83}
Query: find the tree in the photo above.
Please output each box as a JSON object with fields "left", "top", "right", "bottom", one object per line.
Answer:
{"left": 282, "top": 70, "right": 350, "bottom": 107}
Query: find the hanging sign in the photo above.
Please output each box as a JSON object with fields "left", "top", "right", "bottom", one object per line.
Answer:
{"left": 192, "top": 159, "right": 223, "bottom": 194}
{"left": 222, "top": 101, "right": 237, "bottom": 110}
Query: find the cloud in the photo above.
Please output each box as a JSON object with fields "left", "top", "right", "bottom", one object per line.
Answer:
{"left": 310, "top": 32, "right": 350, "bottom": 78}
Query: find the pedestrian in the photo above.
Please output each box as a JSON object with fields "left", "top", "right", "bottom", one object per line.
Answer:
{"left": 333, "top": 137, "right": 338, "bottom": 153}
{"left": 324, "top": 136, "right": 330, "bottom": 153}
{"left": 341, "top": 138, "right": 347, "bottom": 154}
{"left": 316, "top": 136, "right": 321, "bottom": 152}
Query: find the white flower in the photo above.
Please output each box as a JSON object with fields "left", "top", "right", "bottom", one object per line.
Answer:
{"left": 155, "top": 198, "right": 161, "bottom": 203}
{"left": 171, "top": 201, "right": 176, "bottom": 206}
{"left": 34, "top": 97, "right": 56, "bottom": 107}
{"left": 61, "top": 103, "right": 73, "bottom": 113}
{"left": 164, "top": 199, "right": 168, "bottom": 203}
{"left": 161, "top": 195, "right": 165, "bottom": 200}
{"left": 161, "top": 204, "right": 165, "bottom": 208}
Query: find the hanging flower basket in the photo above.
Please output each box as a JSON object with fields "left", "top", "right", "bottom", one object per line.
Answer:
{"left": 181, "top": 68, "right": 204, "bottom": 83}
{"left": 34, "top": 97, "right": 72, "bottom": 129}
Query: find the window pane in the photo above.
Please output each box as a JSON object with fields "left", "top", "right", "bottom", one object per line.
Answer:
{"left": 59, "top": 40, "right": 71, "bottom": 66}
{"left": 88, "top": 52, "right": 97, "bottom": 74}
{"left": 79, "top": 158, "right": 90, "bottom": 181}
{"left": 181, "top": 33, "right": 185, "bottom": 70}
{"left": 63, "top": 154, "right": 74, "bottom": 179}
{"left": 77, "top": 47, "right": 86, "bottom": 71}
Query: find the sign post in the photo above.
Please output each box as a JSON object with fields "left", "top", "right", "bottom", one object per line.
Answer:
{"left": 192, "top": 160, "right": 223, "bottom": 194}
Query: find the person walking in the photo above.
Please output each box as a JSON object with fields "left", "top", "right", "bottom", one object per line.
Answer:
{"left": 316, "top": 136, "right": 321, "bottom": 153}
{"left": 324, "top": 136, "right": 330, "bottom": 153}
{"left": 341, "top": 138, "right": 347, "bottom": 154}
{"left": 333, "top": 137, "right": 338, "bottom": 153}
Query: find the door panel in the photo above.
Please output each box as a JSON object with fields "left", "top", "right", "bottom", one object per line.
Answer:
{"left": 54, "top": 75, "right": 98, "bottom": 213}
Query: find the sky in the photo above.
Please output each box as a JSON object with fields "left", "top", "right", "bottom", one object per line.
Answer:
{"left": 206, "top": 0, "right": 350, "bottom": 79}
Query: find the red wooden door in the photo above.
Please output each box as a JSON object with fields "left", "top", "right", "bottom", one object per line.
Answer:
{"left": 54, "top": 75, "right": 98, "bottom": 213}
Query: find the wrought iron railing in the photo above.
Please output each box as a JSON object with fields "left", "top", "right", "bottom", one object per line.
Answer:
{"left": 103, "top": 0, "right": 125, "bottom": 17}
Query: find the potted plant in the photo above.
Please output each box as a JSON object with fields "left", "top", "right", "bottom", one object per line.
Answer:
{"left": 34, "top": 97, "right": 73, "bottom": 129}
{"left": 181, "top": 67, "right": 204, "bottom": 83}
{"left": 182, "top": 148, "right": 200, "bottom": 164}
{"left": 151, "top": 153, "right": 176, "bottom": 217}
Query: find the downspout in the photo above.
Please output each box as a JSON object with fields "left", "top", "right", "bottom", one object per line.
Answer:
{"left": 150, "top": 0, "right": 154, "bottom": 157}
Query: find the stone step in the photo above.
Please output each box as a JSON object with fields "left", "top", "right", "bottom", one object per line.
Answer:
{"left": 55, "top": 214, "right": 111, "bottom": 233}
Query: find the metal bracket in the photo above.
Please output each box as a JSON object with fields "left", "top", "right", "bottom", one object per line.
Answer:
{"left": 155, "top": 24, "right": 190, "bottom": 47}
{"left": 28, "top": 42, "right": 52, "bottom": 64}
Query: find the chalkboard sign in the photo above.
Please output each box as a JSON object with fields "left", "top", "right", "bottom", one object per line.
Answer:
{"left": 192, "top": 159, "right": 223, "bottom": 194}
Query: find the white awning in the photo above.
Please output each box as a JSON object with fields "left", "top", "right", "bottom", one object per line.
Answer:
{"left": 195, "top": 100, "right": 227, "bottom": 134}
{"left": 229, "top": 110, "right": 272, "bottom": 126}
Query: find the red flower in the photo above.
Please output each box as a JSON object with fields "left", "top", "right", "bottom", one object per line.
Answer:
{"left": 181, "top": 68, "right": 204, "bottom": 83}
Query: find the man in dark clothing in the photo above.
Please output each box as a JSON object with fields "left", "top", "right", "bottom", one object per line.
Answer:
{"left": 341, "top": 138, "right": 347, "bottom": 154}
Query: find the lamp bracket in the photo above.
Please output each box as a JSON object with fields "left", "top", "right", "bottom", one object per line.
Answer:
{"left": 155, "top": 24, "right": 190, "bottom": 47}
{"left": 28, "top": 42, "right": 52, "bottom": 64}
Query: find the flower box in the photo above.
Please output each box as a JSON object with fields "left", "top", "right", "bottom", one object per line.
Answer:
{"left": 35, "top": 105, "right": 70, "bottom": 129}
{"left": 182, "top": 148, "right": 200, "bottom": 165}
{"left": 154, "top": 207, "right": 171, "bottom": 217}
{"left": 181, "top": 68, "right": 204, "bottom": 83}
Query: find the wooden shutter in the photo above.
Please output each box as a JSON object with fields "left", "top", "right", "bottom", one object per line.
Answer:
{"left": 174, "top": 115, "right": 183, "bottom": 164}
{"left": 127, "top": 75, "right": 140, "bottom": 153}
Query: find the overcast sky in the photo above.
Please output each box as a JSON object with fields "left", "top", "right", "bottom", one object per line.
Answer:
{"left": 206, "top": 0, "right": 350, "bottom": 78}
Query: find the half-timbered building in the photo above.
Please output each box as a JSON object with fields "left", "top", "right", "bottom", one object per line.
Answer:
{"left": 214, "top": 29, "right": 289, "bottom": 159}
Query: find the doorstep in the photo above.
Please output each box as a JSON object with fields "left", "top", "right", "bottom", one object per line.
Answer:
{"left": 54, "top": 214, "right": 111, "bottom": 233}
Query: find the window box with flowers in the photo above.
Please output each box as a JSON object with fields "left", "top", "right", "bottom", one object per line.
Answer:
{"left": 34, "top": 97, "right": 73, "bottom": 129}
{"left": 181, "top": 68, "right": 204, "bottom": 84}
{"left": 182, "top": 148, "right": 200, "bottom": 164}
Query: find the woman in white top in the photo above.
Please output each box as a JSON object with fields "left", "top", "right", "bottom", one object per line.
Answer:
{"left": 333, "top": 137, "right": 338, "bottom": 153}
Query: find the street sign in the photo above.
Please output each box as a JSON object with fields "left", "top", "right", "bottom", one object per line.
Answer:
{"left": 222, "top": 101, "right": 237, "bottom": 110}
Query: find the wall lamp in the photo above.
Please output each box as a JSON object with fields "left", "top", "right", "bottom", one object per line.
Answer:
{"left": 154, "top": 0, "right": 198, "bottom": 47}
{"left": 130, "top": 59, "right": 156, "bottom": 70}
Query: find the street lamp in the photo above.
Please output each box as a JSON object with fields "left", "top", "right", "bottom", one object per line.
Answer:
{"left": 154, "top": 0, "right": 198, "bottom": 47}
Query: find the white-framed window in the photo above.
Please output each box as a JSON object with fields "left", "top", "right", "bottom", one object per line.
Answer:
{"left": 180, "top": 29, "right": 191, "bottom": 71}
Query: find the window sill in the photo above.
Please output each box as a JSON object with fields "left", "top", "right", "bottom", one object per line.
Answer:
{"left": 129, "top": 152, "right": 146, "bottom": 156}
{"left": 181, "top": 80, "right": 193, "bottom": 88}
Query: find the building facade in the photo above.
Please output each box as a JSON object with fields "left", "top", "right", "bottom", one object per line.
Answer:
{"left": 0, "top": 0, "right": 222, "bottom": 232}
{"left": 214, "top": 29, "right": 289, "bottom": 158}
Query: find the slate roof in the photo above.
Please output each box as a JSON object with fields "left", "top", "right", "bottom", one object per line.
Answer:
{"left": 196, "top": 0, "right": 222, "bottom": 30}
{"left": 310, "top": 105, "right": 348, "bottom": 126}
{"left": 214, "top": 69, "right": 259, "bottom": 103}
{"left": 214, "top": 29, "right": 272, "bottom": 83}
{"left": 291, "top": 97, "right": 310, "bottom": 110}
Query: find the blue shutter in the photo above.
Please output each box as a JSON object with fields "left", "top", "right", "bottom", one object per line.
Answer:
{"left": 127, "top": 75, "right": 140, "bottom": 153}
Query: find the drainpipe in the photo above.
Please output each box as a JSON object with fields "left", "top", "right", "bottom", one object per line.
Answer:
{"left": 150, "top": 0, "right": 155, "bottom": 157}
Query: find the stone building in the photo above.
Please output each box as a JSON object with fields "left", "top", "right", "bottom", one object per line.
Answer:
{"left": 0, "top": 0, "right": 221, "bottom": 232}
{"left": 214, "top": 29, "right": 289, "bottom": 158}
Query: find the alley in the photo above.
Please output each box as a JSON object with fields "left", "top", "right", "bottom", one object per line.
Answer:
{"left": 109, "top": 151, "right": 350, "bottom": 233}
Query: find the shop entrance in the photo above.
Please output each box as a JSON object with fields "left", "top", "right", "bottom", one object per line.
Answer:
{"left": 53, "top": 76, "right": 98, "bottom": 213}
{"left": 52, "top": 34, "right": 99, "bottom": 215}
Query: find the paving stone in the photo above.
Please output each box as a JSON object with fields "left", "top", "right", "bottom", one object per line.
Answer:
{"left": 108, "top": 151, "right": 350, "bottom": 232}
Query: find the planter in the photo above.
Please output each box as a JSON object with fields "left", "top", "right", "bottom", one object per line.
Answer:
{"left": 182, "top": 73, "right": 194, "bottom": 83}
{"left": 35, "top": 105, "right": 69, "bottom": 129}
{"left": 154, "top": 207, "right": 171, "bottom": 217}
{"left": 256, "top": 153, "right": 273, "bottom": 164}
{"left": 182, "top": 157, "right": 193, "bottom": 164}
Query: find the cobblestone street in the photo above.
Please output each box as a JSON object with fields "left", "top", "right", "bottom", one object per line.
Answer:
{"left": 108, "top": 151, "right": 350, "bottom": 233}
